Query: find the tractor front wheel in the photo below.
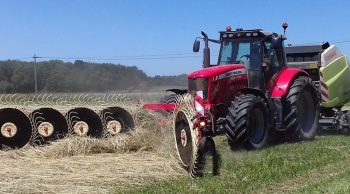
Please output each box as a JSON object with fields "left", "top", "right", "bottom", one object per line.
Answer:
{"left": 225, "top": 94, "right": 270, "bottom": 149}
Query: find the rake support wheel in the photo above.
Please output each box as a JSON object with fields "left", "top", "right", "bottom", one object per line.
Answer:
{"left": 195, "top": 136, "right": 220, "bottom": 177}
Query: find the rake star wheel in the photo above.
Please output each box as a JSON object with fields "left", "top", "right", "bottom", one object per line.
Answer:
{"left": 174, "top": 109, "right": 201, "bottom": 176}
{"left": 66, "top": 108, "right": 103, "bottom": 138}
{"left": 29, "top": 108, "right": 69, "bottom": 145}
{"left": 100, "top": 107, "right": 135, "bottom": 136}
{"left": 0, "top": 108, "right": 32, "bottom": 149}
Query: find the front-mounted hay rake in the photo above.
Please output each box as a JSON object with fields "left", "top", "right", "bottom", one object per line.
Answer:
{"left": 173, "top": 95, "right": 220, "bottom": 177}
{"left": 0, "top": 94, "right": 135, "bottom": 150}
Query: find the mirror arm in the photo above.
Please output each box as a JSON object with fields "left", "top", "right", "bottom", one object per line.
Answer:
{"left": 208, "top": 39, "right": 220, "bottom": 44}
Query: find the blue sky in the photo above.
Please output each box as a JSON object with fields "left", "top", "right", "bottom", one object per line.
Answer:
{"left": 1, "top": 0, "right": 350, "bottom": 76}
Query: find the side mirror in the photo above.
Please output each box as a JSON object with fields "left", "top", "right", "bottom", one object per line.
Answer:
{"left": 271, "top": 35, "right": 282, "bottom": 49}
{"left": 193, "top": 39, "right": 200, "bottom": 52}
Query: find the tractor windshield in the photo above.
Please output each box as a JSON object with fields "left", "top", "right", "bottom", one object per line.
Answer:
{"left": 218, "top": 39, "right": 262, "bottom": 69}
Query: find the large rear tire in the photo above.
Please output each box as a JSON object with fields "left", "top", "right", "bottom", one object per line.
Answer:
{"left": 225, "top": 94, "right": 270, "bottom": 150}
{"left": 284, "top": 76, "right": 319, "bottom": 141}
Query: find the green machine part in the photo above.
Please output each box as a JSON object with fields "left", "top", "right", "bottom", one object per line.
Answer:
{"left": 320, "top": 55, "right": 350, "bottom": 108}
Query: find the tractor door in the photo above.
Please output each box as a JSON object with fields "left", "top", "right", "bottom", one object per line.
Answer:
{"left": 263, "top": 41, "right": 283, "bottom": 86}
{"left": 247, "top": 41, "right": 264, "bottom": 90}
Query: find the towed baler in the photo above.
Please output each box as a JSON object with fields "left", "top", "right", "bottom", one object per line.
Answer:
{"left": 286, "top": 43, "right": 350, "bottom": 132}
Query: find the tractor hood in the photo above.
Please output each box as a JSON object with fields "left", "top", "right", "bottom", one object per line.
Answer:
{"left": 188, "top": 64, "right": 246, "bottom": 79}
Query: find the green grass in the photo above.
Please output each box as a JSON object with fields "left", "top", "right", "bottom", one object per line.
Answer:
{"left": 117, "top": 135, "right": 350, "bottom": 194}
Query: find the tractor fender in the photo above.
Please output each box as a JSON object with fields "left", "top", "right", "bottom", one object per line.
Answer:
{"left": 238, "top": 88, "right": 267, "bottom": 102}
{"left": 271, "top": 67, "right": 309, "bottom": 98}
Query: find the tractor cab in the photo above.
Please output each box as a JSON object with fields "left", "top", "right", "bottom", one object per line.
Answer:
{"left": 217, "top": 28, "right": 286, "bottom": 90}
{"left": 194, "top": 26, "right": 287, "bottom": 91}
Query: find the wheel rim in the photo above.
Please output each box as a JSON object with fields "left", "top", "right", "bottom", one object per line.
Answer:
{"left": 175, "top": 111, "right": 193, "bottom": 167}
{"left": 248, "top": 108, "right": 265, "bottom": 144}
{"left": 73, "top": 121, "right": 89, "bottom": 136}
{"left": 1, "top": 122, "right": 17, "bottom": 138}
{"left": 298, "top": 90, "right": 315, "bottom": 133}
{"left": 37, "top": 122, "right": 54, "bottom": 137}
{"left": 106, "top": 120, "right": 122, "bottom": 135}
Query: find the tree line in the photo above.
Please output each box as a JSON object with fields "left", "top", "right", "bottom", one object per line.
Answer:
{"left": 0, "top": 60, "right": 187, "bottom": 93}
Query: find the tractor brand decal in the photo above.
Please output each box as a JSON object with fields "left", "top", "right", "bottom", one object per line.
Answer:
{"left": 1, "top": 122, "right": 17, "bottom": 138}
{"left": 195, "top": 91, "right": 205, "bottom": 116}
{"left": 73, "top": 121, "right": 89, "bottom": 136}
{"left": 319, "top": 72, "right": 329, "bottom": 102}
{"left": 38, "top": 122, "right": 54, "bottom": 137}
{"left": 218, "top": 69, "right": 247, "bottom": 80}
{"left": 180, "top": 128, "right": 187, "bottom": 147}
{"left": 106, "top": 120, "right": 122, "bottom": 135}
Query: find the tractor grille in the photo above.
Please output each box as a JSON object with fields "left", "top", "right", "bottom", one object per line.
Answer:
{"left": 188, "top": 78, "right": 208, "bottom": 100}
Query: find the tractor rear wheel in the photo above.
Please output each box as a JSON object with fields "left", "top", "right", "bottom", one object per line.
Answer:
{"left": 284, "top": 76, "right": 319, "bottom": 141}
{"left": 225, "top": 94, "right": 269, "bottom": 149}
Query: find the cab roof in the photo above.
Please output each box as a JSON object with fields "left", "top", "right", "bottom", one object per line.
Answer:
{"left": 219, "top": 28, "right": 276, "bottom": 40}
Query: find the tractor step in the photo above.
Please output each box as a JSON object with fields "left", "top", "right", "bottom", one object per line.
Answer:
{"left": 319, "top": 118, "right": 334, "bottom": 126}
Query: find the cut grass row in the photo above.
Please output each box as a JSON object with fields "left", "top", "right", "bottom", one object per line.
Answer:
{"left": 119, "top": 135, "right": 350, "bottom": 193}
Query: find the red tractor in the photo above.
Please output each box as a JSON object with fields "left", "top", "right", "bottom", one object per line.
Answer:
{"left": 144, "top": 24, "right": 319, "bottom": 175}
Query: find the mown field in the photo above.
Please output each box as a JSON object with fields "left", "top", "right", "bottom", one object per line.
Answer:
{"left": 1, "top": 93, "right": 350, "bottom": 193}
{"left": 122, "top": 135, "right": 350, "bottom": 194}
